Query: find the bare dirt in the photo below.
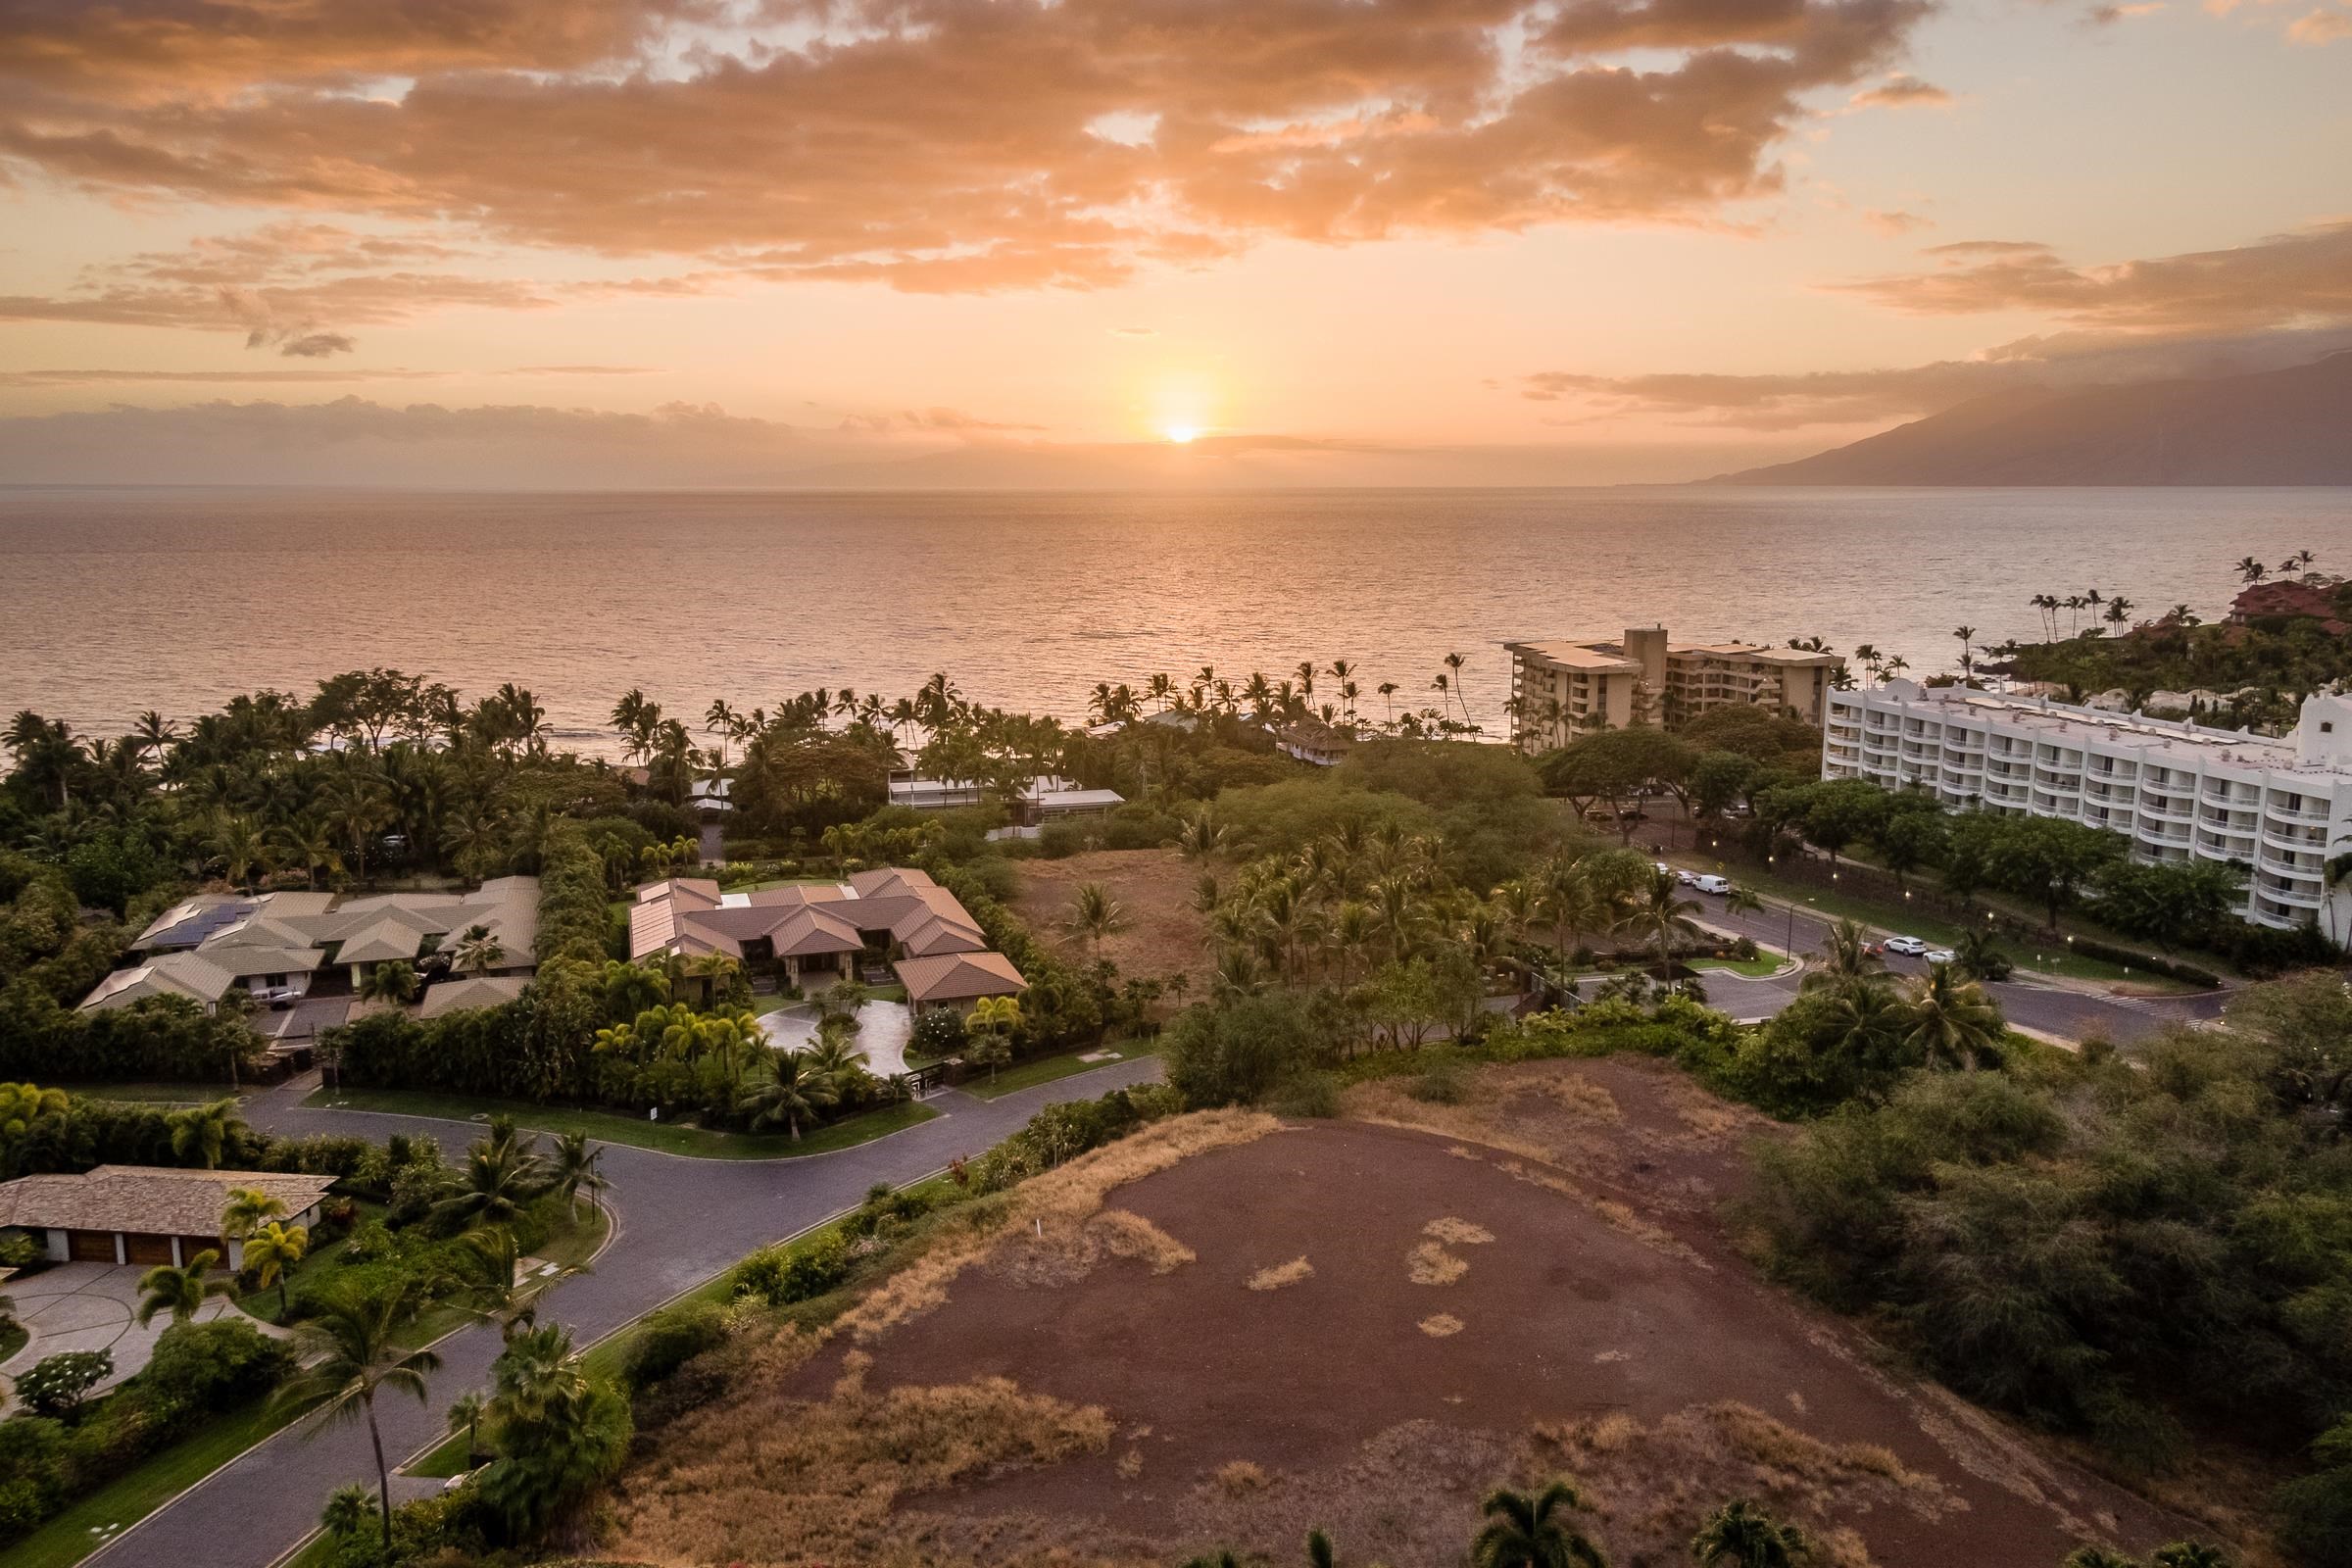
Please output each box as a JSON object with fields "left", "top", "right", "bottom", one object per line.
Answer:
{"left": 609, "top": 1060, "right": 2218, "bottom": 1568}
{"left": 1010, "top": 848, "right": 1208, "bottom": 986}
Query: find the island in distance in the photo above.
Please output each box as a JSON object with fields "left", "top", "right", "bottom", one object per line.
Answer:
{"left": 1714, "top": 350, "right": 2352, "bottom": 487}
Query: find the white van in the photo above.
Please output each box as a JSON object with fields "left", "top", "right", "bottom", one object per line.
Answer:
{"left": 1690, "top": 874, "right": 1733, "bottom": 896}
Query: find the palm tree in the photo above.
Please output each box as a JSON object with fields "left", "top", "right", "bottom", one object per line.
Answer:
{"left": 2236, "top": 555, "right": 2267, "bottom": 585}
{"left": 1471, "top": 1480, "right": 1609, "bottom": 1568}
{"left": 319, "top": 1482, "right": 374, "bottom": 1541}
{"left": 448, "top": 923, "right": 506, "bottom": 976}
{"left": 1903, "top": 960, "right": 2004, "bottom": 1072}
{"left": 1724, "top": 886, "right": 1764, "bottom": 931}
{"left": 447, "top": 1390, "right": 489, "bottom": 1468}
{"left": 243, "top": 1220, "right": 311, "bottom": 1317}
{"left": 433, "top": 1122, "right": 552, "bottom": 1228}
{"left": 136, "top": 1250, "right": 234, "bottom": 1326}
{"left": 1065, "top": 882, "right": 1128, "bottom": 963}
{"left": 966, "top": 994, "right": 1021, "bottom": 1081}
{"left": 1444, "top": 651, "right": 1471, "bottom": 727}
{"left": 167, "top": 1099, "right": 243, "bottom": 1169}
{"left": 1690, "top": 1498, "right": 1813, "bottom": 1565}
{"left": 1633, "top": 868, "right": 1703, "bottom": 976}
{"left": 1952, "top": 624, "right": 1977, "bottom": 679}
{"left": 275, "top": 1281, "right": 444, "bottom": 1549}
{"left": 1800, "top": 918, "right": 1886, "bottom": 993}
{"left": 747, "top": 1051, "right": 837, "bottom": 1141}
{"left": 220, "top": 1185, "right": 288, "bottom": 1242}
{"left": 2104, "top": 597, "right": 2134, "bottom": 635}
{"left": 549, "top": 1130, "right": 610, "bottom": 1218}
{"left": 360, "top": 959, "right": 419, "bottom": 1006}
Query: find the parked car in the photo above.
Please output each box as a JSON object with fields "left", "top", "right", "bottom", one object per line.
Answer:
{"left": 1924, "top": 948, "right": 1956, "bottom": 964}
{"left": 1655, "top": 861, "right": 1675, "bottom": 877}
{"left": 1676, "top": 869, "right": 1698, "bottom": 886}
{"left": 1883, "top": 935, "right": 1931, "bottom": 956}
{"left": 248, "top": 984, "right": 300, "bottom": 1009}
{"left": 1692, "top": 874, "right": 1733, "bottom": 895}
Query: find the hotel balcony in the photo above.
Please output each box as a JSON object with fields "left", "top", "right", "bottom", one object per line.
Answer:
{"left": 2262, "top": 822, "right": 2328, "bottom": 854}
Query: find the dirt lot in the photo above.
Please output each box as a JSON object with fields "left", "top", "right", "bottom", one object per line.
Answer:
{"left": 609, "top": 1060, "right": 2211, "bottom": 1568}
{"left": 1010, "top": 848, "right": 1207, "bottom": 986}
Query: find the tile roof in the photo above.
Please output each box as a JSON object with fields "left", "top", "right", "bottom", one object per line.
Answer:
{"left": 78, "top": 953, "right": 238, "bottom": 1011}
{"left": 0, "top": 1166, "right": 335, "bottom": 1237}
{"left": 416, "top": 975, "right": 531, "bottom": 1018}
{"left": 894, "top": 950, "right": 1026, "bottom": 1004}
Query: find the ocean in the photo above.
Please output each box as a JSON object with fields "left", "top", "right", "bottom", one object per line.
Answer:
{"left": 3, "top": 486, "right": 2349, "bottom": 749}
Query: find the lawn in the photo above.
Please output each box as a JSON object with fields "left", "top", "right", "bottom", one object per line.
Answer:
{"left": 1689, "top": 954, "right": 1788, "bottom": 977}
{"left": 4, "top": 1397, "right": 298, "bottom": 1568}
{"left": 301, "top": 1086, "right": 937, "bottom": 1159}
{"left": 959, "top": 1042, "right": 1157, "bottom": 1102}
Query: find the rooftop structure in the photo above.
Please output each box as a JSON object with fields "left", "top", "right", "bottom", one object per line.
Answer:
{"left": 630, "top": 867, "right": 1024, "bottom": 1004}
{"left": 887, "top": 772, "right": 1125, "bottom": 824}
{"left": 89, "top": 877, "right": 541, "bottom": 1013}
{"left": 1825, "top": 678, "right": 2352, "bottom": 938}
{"left": 0, "top": 1165, "right": 336, "bottom": 1268}
{"left": 1506, "top": 626, "right": 1842, "bottom": 750}
{"left": 2229, "top": 579, "right": 2347, "bottom": 635}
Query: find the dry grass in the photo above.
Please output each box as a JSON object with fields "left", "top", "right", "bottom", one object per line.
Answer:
{"left": 1248, "top": 1256, "right": 1314, "bottom": 1292}
{"left": 1422, "top": 1216, "right": 1494, "bottom": 1247}
{"left": 1525, "top": 1401, "right": 1962, "bottom": 1568}
{"left": 1010, "top": 848, "right": 1209, "bottom": 984}
{"left": 1419, "top": 1313, "right": 1465, "bottom": 1338}
{"left": 1117, "top": 1446, "right": 1146, "bottom": 1479}
{"left": 609, "top": 1348, "right": 1115, "bottom": 1564}
{"left": 1213, "top": 1459, "right": 1273, "bottom": 1494}
{"left": 837, "top": 1107, "right": 1279, "bottom": 1343}
{"left": 1408, "top": 1240, "right": 1469, "bottom": 1285}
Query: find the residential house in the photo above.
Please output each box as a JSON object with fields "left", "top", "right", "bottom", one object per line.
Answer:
{"left": 0, "top": 1166, "right": 335, "bottom": 1269}
{"left": 630, "top": 866, "right": 1025, "bottom": 1006}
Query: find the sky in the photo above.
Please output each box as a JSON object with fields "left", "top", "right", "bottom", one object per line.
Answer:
{"left": 0, "top": 0, "right": 2347, "bottom": 486}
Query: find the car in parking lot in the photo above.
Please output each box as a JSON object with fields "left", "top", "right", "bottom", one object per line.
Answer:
{"left": 1883, "top": 935, "right": 1931, "bottom": 956}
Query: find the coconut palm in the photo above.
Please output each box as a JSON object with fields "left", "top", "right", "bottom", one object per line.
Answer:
{"left": 1633, "top": 867, "right": 1703, "bottom": 975}
{"left": 1065, "top": 882, "right": 1128, "bottom": 963}
{"left": 966, "top": 994, "right": 1021, "bottom": 1082}
{"left": 549, "top": 1130, "right": 610, "bottom": 1218}
{"left": 220, "top": 1185, "right": 288, "bottom": 1241}
{"left": 433, "top": 1121, "right": 552, "bottom": 1228}
{"left": 448, "top": 1390, "right": 489, "bottom": 1468}
{"left": 243, "top": 1219, "right": 310, "bottom": 1317}
{"left": 1471, "top": 1480, "right": 1610, "bottom": 1568}
{"left": 136, "top": 1250, "right": 234, "bottom": 1326}
{"left": 1903, "top": 960, "right": 2005, "bottom": 1072}
{"left": 1724, "top": 886, "right": 1764, "bottom": 930}
{"left": 1800, "top": 918, "right": 1886, "bottom": 993}
{"left": 1690, "top": 1498, "right": 1812, "bottom": 1565}
{"left": 746, "top": 1050, "right": 837, "bottom": 1140}
{"left": 275, "top": 1280, "right": 443, "bottom": 1549}
{"left": 2236, "top": 555, "right": 2267, "bottom": 585}
{"left": 166, "top": 1099, "right": 243, "bottom": 1169}
{"left": 448, "top": 922, "right": 506, "bottom": 975}
{"left": 359, "top": 959, "right": 418, "bottom": 1006}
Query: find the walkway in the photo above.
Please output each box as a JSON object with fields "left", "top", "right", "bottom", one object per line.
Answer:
{"left": 3, "top": 1264, "right": 282, "bottom": 1398}
{"left": 93, "top": 1054, "right": 1164, "bottom": 1568}
{"left": 759, "top": 999, "right": 913, "bottom": 1077}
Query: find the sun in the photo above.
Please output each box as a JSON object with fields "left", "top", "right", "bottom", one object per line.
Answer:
{"left": 1163, "top": 423, "right": 1200, "bottom": 444}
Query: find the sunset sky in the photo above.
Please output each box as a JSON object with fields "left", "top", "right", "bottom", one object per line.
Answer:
{"left": 1, "top": 0, "right": 2347, "bottom": 485}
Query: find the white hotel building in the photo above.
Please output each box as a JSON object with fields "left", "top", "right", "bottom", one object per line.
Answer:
{"left": 1823, "top": 679, "right": 2352, "bottom": 940}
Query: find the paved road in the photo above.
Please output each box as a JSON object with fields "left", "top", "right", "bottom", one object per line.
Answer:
{"left": 1681, "top": 884, "right": 2230, "bottom": 1044}
{"left": 97, "top": 1056, "right": 1164, "bottom": 1568}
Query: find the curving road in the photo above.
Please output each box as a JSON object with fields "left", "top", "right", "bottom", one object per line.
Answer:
{"left": 1675, "top": 882, "right": 2231, "bottom": 1043}
{"left": 93, "top": 1056, "right": 1164, "bottom": 1568}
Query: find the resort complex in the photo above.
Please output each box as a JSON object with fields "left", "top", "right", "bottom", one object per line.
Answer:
{"left": 78, "top": 878, "right": 540, "bottom": 1016}
{"left": 1506, "top": 626, "right": 1843, "bottom": 749}
{"left": 628, "top": 866, "right": 1026, "bottom": 1010}
{"left": 1825, "top": 678, "right": 2352, "bottom": 935}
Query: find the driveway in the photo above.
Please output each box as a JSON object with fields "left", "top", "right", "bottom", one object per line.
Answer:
{"left": 759, "top": 1000, "right": 912, "bottom": 1077}
{"left": 3, "top": 1262, "right": 271, "bottom": 1397}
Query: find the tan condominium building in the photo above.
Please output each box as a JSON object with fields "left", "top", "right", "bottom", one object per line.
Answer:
{"left": 1504, "top": 625, "right": 1843, "bottom": 750}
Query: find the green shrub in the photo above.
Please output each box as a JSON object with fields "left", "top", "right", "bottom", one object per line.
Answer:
{"left": 1406, "top": 1053, "right": 1469, "bottom": 1104}
{"left": 908, "top": 1005, "right": 966, "bottom": 1060}
{"left": 16, "top": 1349, "right": 110, "bottom": 1416}
{"left": 734, "top": 1230, "right": 852, "bottom": 1306}
{"left": 1264, "top": 1071, "right": 1340, "bottom": 1118}
{"left": 622, "top": 1300, "right": 729, "bottom": 1391}
{"left": 141, "top": 1319, "right": 290, "bottom": 1406}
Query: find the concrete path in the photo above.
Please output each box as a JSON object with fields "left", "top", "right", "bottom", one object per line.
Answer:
{"left": 3, "top": 1263, "right": 283, "bottom": 1397}
{"left": 93, "top": 1053, "right": 1165, "bottom": 1568}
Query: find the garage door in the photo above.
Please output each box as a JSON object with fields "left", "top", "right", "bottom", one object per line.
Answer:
{"left": 123, "top": 1233, "right": 174, "bottom": 1266}
{"left": 68, "top": 1230, "right": 116, "bottom": 1263}
{"left": 178, "top": 1236, "right": 223, "bottom": 1267}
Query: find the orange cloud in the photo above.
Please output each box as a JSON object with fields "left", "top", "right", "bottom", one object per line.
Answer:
{"left": 0, "top": 0, "right": 1931, "bottom": 295}
{"left": 1848, "top": 73, "right": 1953, "bottom": 107}
{"left": 1830, "top": 221, "right": 2352, "bottom": 331}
